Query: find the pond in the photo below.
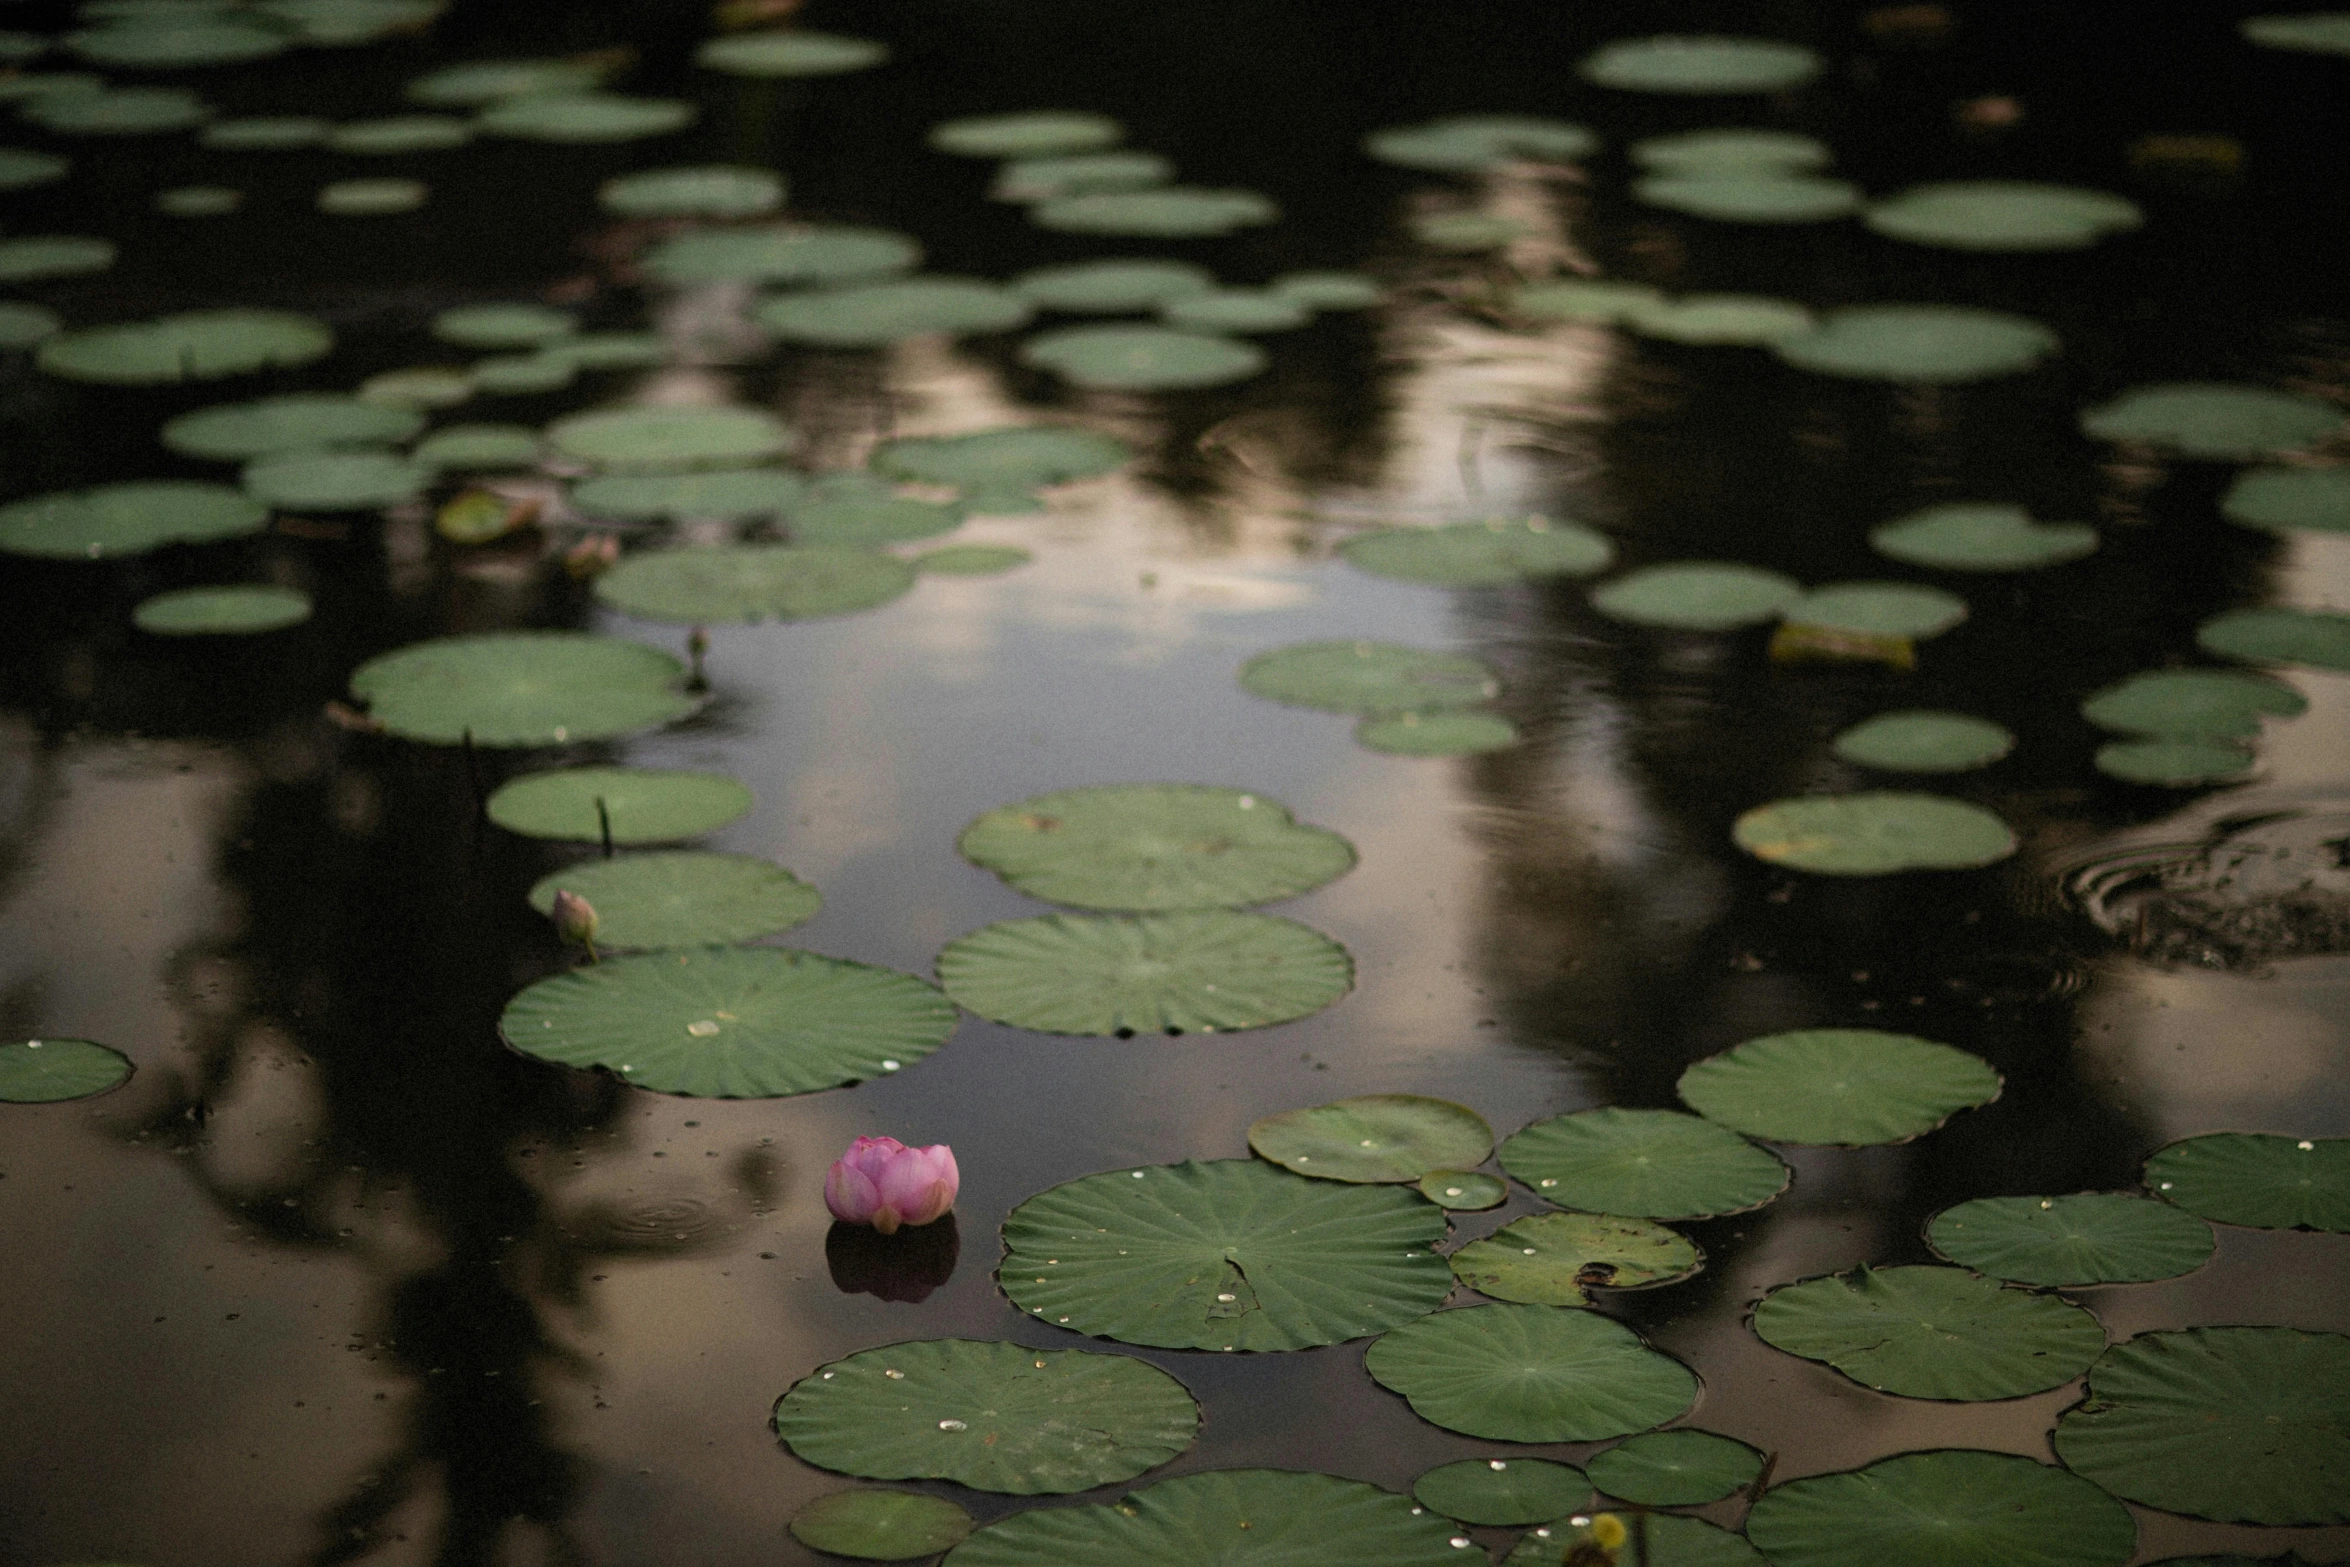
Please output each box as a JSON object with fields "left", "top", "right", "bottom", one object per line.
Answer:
{"left": 0, "top": 2, "right": 2347, "bottom": 1564}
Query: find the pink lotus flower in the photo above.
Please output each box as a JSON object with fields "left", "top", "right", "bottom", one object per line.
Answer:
{"left": 825, "top": 1136, "right": 958, "bottom": 1235}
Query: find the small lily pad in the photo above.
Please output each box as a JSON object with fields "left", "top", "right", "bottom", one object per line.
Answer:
{"left": 1747, "top": 1450, "right": 2135, "bottom": 1567}
{"left": 1785, "top": 581, "right": 1967, "bottom": 640}
{"left": 1012, "top": 259, "right": 1214, "bottom": 313}
{"left": 2199, "top": 606, "right": 2350, "bottom": 671}
{"left": 2245, "top": 13, "right": 2350, "bottom": 52}
{"left": 1630, "top": 294, "right": 1816, "bottom": 344}
{"left": 164, "top": 393, "right": 424, "bottom": 460}
{"left": 1239, "top": 641, "right": 1498, "bottom": 715}
{"left": 413, "top": 423, "right": 540, "bottom": 470}
{"left": 476, "top": 92, "right": 696, "bottom": 143}
{"left": 1499, "top": 1107, "right": 1789, "bottom": 1219}
{"left": 572, "top": 468, "right": 805, "bottom": 522}
{"left": 2222, "top": 467, "right": 2350, "bottom": 534}
{"left": 2095, "top": 738, "right": 2257, "bottom": 786}
{"left": 599, "top": 164, "right": 783, "bottom": 218}
{"left": 1410, "top": 211, "right": 1531, "bottom": 250}
{"left": 0, "top": 235, "right": 114, "bottom": 282}
{"left": 697, "top": 29, "right": 887, "bottom": 76}
{"left": 1250, "top": 1094, "right": 1492, "bottom": 1182}
{"left": 243, "top": 449, "right": 431, "bottom": 510}
{"left": 1343, "top": 516, "right": 1614, "bottom": 585}
{"left": 1866, "top": 182, "right": 2142, "bottom": 251}
{"left": 38, "top": 308, "right": 333, "bottom": 384}
{"left": 0, "top": 302, "right": 61, "bottom": 346}
{"left": 318, "top": 178, "right": 428, "bottom": 215}
{"left": 595, "top": 543, "right": 915, "bottom": 624}
{"left": 2080, "top": 383, "right": 2344, "bottom": 459}
{"left": 487, "top": 768, "right": 753, "bottom": 844}
{"left": 993, "top": 150, "right": 1172, "bottom": 202}
{"left": 21, "top": 85, "right": 211, "bottom": 135}
{"left": 788, "top": 497, "right": 961, "bottom": 545}
{"left": 1421, "top": 1171, "right": 1507, "bottom": 1209}
{"left": 1754, "top": 1265, "right": 2105, "bottom": 1399}
{"left": 1679, "top": 1028, "right": 2000, "bottom": 1145}
{"left": 405, "top": 58, "right": 606, "bottom": 106}
{"left": 789, "top": 1492, "right": 974, "bottom": 1561}
{"left": 201, "top": 115, "right": 328, "bottom": 149}
{"left": 1869, "top": 503, "right": 2099, "bottom": 570}
{"left": 1270, "top": 271, "right": 1382, "bottom": 309}
{"left": 157, "top": 184, "right": 240, "bottom": 216}
{"left": 1367, "top": 1302, "right": 1700, "bottom": 1442}
{"left": 1591, "top": 562, "right": 1802, "bottom": 630}
{"left": 1450, "top": 1211, "right": 1701, "bottom": 1306}
{"left": 2080, "top": 668, "right": 2306, "bottom": 738}
{"left": 0, "top": 1038, "right": 133, "bottom": 1103}
{"left": 349, "top": 630, "right": 699, "bottom": 746}
{"left": 528, "top": 852, "right": 820, "bottom": 950}
{"left": 1160, "top": 289, "right": 1312, "bottom": 334}
{"left": 359, "top": 366, "right": 474, "bottom": 407}
{"left": 327, "top": 115, "right": 472, "bottom": 154}
{"left": 915, "top": 544, "right": 1030, "bottom": 575}
{"left": 2144, "top": 1132, "right": 2349, "bottom": 1231}
{"left": 1927, "top": 1193, "right": 2215, "bottom": 1285}
{"left": 945, "top": 1470, "right": 1466, "bottom": 1566}
{"left": 1032, "top": 186, "right": 1276, "bottom": 237}
{"left": 1414, "top": 1458, "right": 1591, "bottom": 1526}
{"left": 432, "top": 303, "right": 576, "bottom": 349}
{"left": 469, "top": 352, "right": 573, "bottom": 395}
{"left": 1020, "top": 324, "right": 1267, "bottom": 391}
{"left": 1513, "top": 279, "right": 1669, "bottom": 324}
{"left": 1354, "top": 710, "right": 1521, "bottom": 756}
{"left": 1832, "top": 712, "right": 2014, "bottom": 773}
{"left": 0, "top": 480, "right": 267, "bottom": 559}
{"left": 1364, "top": 114, "right": 1598, "bottom": 172}
{"left": 549, "top": 405, "right": 795, "bottom": 472}
{"left": 930, "top": 110, "right": 1122, "bottom": 158}
{"left": 1587, "top": 1431, "right": 1764, "bottom": 1506}
{"left": 1635, "top": 173, "right": 1862, "bottom": 223}
{"left": 1773, "top": 305, "right": 2059, "bottom": 383}
{"left": 0, "top": 147, "right": 70, "bottom": 189}
{"left": 642, "top": 223, "right": 920, "bottom": 287}
{"left": 1732, "top": 793, "right": 2018, "bottom": 875}
{"left": 756, "top": 277, "right": 1031, "bottom": 347}
{"left": 1578, "top": 35, "right": 1824, "bottom": 94}
{"left": 1631, "top": 128, "right": 1832, "bottom": 172}
{"left": 873, "top": 427, "right": 1129, "bottom": 494}
{"left": 133, "top": 584, "right": 311, "bottom": 635}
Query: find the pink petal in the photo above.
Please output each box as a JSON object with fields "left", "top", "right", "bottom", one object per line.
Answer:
{"left": 896, "top": 1179, "right": 955, "bottom": 1228}
{"left": 824, "top": 1161, "right": 881, "bottom": 1225}
{"left": 841, "top": 1135, "right": 907, "bottom": 1181}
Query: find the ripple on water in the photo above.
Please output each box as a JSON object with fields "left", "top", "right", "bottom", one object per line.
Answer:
{"left": 2065, "top": 803, "right": 2350, "bottom": 969}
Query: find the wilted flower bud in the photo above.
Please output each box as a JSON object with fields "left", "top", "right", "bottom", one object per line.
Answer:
{"left": 824, "top": 1136, "right": 958, "bottom": 1235}
{"left": 549, "top": 888, "right": 599, "bottom": 960}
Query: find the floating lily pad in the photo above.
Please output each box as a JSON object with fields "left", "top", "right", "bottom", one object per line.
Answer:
{"left": 0, "top": 235, "right": 114, "bottom": 282}
{"left": 1249, "top": 1094, "right": 1491, "bottom": 1182}
{"left": 595, "top": 543, "right": 915, "bottom": 624}
{"left": 1161, "top": 289, "right": 1313, "bottom": 334}
{"left": 1866, "top": 182, "right": 2142, "bottom": 251}
{"left": 263, "top": 0, "right": 439, "bottom": 45}
{"left": 699, "top": 27, "right": 885, "bottom": 75}
{"left": 1630, "top": 295, "right": 1816, "bottom": 345}
{"left": 999, "top": 1158, "right": 1450, "bottom": 1350}
{"left": 0, "top": 302, "right": 62, "bottom": 347}
{"left": 1578, "top": 35, "right": 1824, "bottom": 94}
{"left": 431, "top": 303, "right": 575, "bottom": 349}
{"left": 1755, "top": 1265, "right": 2103, "bottom": 1399}
{"left": 1631, "top": 128, "right": 1831, "bottom": 172}
{"left": 22, "top": 85, "right": 211, "bottom": 135}
{"left": 643, "top": 223, "right": 920, "bottom": 288}
{"left": 1508, "top": 1513, "right": 1765, "bottom": 1567}
{"left": 157, "top": 184, "right": 240, "bottom": 216}
{"left": 487, "top": 767, "right": 752, "bottom": 844}
{"left": 2095, "top": 738, "right": 2257, "bottom": 786}
{"left": 2144, "top": 1132, "right": 2350, "bottom": 1231}
{"left": 1367, "top": 1302, "right": 1699, "bottom": 1442}
{"left": 958, "top": 783, "right": 1355, "bottom": 912}
{"left": 1012, "top": 259, "right": 1214, "bottom": 313}
{"left": 1832, "top": 712, "right": 2014, "bottom": 773}
{"left": 406, "top": 58, "right": 606, "bottom": 106}
{"left": 0, "top": 1038, "right": 134, "bottom": 1103}
{"left": 549, "top": 406, "right": 795, "bottom": 472}
{"left": 1239, "top": 641, "right": 1498, "bottom": 715}
{"left": 243, "top": 449, "right": 431, "bottom": 510}
{"left": 1591, "top": 562, "right": 1802, "bottom": 630}
{"left": 788, "top": 497, "right": 960, "bottom": 545}
{"left": 327, "top": 115, "right": 472, "bottom": 154}
{"left": 599, "top": 164, "right": 783, "bottom": 218}
{"left": 0, "top": 147, "right": 69, "bottom": 188}
{"left": 1450, "top": 1211, "right": 1701, "bottom": 1306}
{"left": 1020, "top": 324, "right": 1267, "bottom": 391}
{"left": 1421, "top": 1171, "right": 1507, "bottom": 1210}
{"left": 789, "top": 1491, "right": 974, "bottom": 1561}
{"left": 1498, "top": 1107, "right": 1788, "bottom": 1219}
{"left": 1512, "top": 280, "right": 1668, "bottom": 325}
{"left": 1587, "top": 1431, "right": 1763, "bottom": 1506}
{"left": 1927, "top": 1193, "right": 2214, "bottom": 1285}
{"left": 2244, "top": 13, "right": 2350, "bottom": 52}
{"left": 1746, "top": 1450, "right": 2135, "bottom": 1567}
{"left": 1869, "top": 503, "right": 2099, "bottom": 570}
{"left": 2222, "top": 467, "right": 2350, "bottom": 534}
{"left": 2199, "top": 606, "right": 2350, "bottom": 671}
{"left": 201, "top": 115, "right": 328, "bottom": 149}
{"left": 38, "top": 308, "right": 333, "bottom": 384}
{"left": 359, "top": 366, "right": 473, "bottom": 407}
{"left": 2080, "top": 668, "right": 2307, "bottom": 737}
{"left": 1634, "top": 173, "right": 1862, "bottom": 223}
{"left": 349, "top": 630, "right": 699, "bottom": 746}
{"left": 1354, "top": 711, "right": 1521, "bottom": 756}
{"left": 1363, "top": 115, "right": 1598, "bottom": 172}
{"left": 318, "top": 178, "right": 427, "bottom": 215}
{"left": 469, "top": 352, "right": 573, "bottom": 394}
{"left": 163, "top": 394, "right": 424, "bottom": 460}
{"left": 1732, "top": 793, "right": 2019, "bottom": 876}
{"left": 873, "top": 427, "right": 1129, "bottom": 496}
{"left": 929, "top": 110, "right": 1123, "bottom": 158}
{"left": 1680, "top": 1029, "right": 2000, "bottom": 1145}
{"left": 133, "top": 584, "right": 311, "bottom": 635}
{"left": 476, "top": 92, "right": 696, "bottom": 143}
{"left": 0, "top": 480, "right": 267, "bottom": 559}
{"left": 572, "top": 467, "right": 805, "bottom": 522}
{"left": 1270, "top": 271, "right": 1382, "bottom": 309}
{"left": 944, "top": 1470, "right": 1467, "bottom": 1566}
{"left": 413, "top": 423, "right": 540, "bottom": 469}
{"left": 1785, "top": 581, "right": 1967, "bottom": 640}
{"left": 528, "top": 852, "right": 820, "bottom": 950}
{"left": 2080, "top": 383, "right": 2344, "bottom": 458}
{"left": 500, "top": 945, "right": 954, "bottom": 1097}
{"left": 756, "top": 277, "right": 1031, "bottom": 347}
{"left": 993, "top": 150, "right": 1172, "bottom": 202}
{"left": 1410, "top": 211, "right": 1530, "bottom": 250}
{"left": 916, "top": 544, "right": 1030, "bottom": 575}
{"left": 1414, "top": 1458, "right": 1591, "bottom": 1526}
{"left": 936, "top": 911, "right": 1352, "bottom": 1036}
{"left": 1343, "top": 516, "right": 1615, "bottom": 586}
{"left": 1773, "top": 305, "right": 2059, "bottom": 383}
{"left": 1032, "top": 187, "right": 1276, "bottom": 237}
{"left": 2054, "top": 1327, "right": 2350, "bottom": 1525}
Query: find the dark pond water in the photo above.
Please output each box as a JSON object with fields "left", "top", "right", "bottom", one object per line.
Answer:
{"left": 1, "top": 1, "right": 2347, "bottom": 1564}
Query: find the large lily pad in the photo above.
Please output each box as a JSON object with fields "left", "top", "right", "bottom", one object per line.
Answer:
{"left": 0, "top": 480, "right": 267, "bottom": 559}
{"left": 2094, "top": 737, "right": 2257, "bottom": 787}
{"left": 1586, "top": 1430, "right": 1763, "bottom": 1506}
{"left": 1508, "top": 1513, "right": 1765, "bottom": 1567}
{"left": 1784, "top": 582, "right": 1967, "bottom": 639}
{"left": 38, "top": 309, "right": 332, "bottom": 384}
{"left": 1772, "top": 305, "right": 2058, "bottom": 383}
{"left": 1865, "top": 182, "right": 2142, "bottom": 251}
{"left": 773, "top": 1339, "right": 1193, "bottom": 1495}
{"left": 133, "top": 584, "right": 311, "bottom": 635}
{"left": 1577, "top": 35, "right": 1823, "bottom": 94}
{"left": 756, "top": 277, "right": 1031, "bottom": 346}
{"left": 2053, "top": 1327, "right": 2350, "bottom": 1525}
{"left": 1413, "top": 1458, "right": 1591, "bottom": 1525}
{"left": 790, "top": 1492, "right": 973, "bottom": 1561}
{"left": 164, "top": 394, "right": 423, "bottom": 461}
{"left": 594, "top": 544, "right": 915, "bottom": 624}
{"left": 1249, "top": 1094, "right": 1491, "bottom": 1182}
{"left": 1354, "top": 711, "right": 1521, "bottom": 756}
{"left": 1832, "top": 712, "right": 2014, "bottom": 773}
{"left": 548, "top": 406, "right": 795, "bottom": 472}
{"left": 1591, "top": 562, "right": 1801, "bottom": 630}
{"left": 1498, "top": 1107, "right": 1789, "bottom": 1220}
{"left": 431, "top": 303, "right": 573, "bottom": 349}
{"left": 1754, "top": 1265, "right": 2104, "bottom": 1399}
{"left": 1450, "top": 1211, "right": 1701, "bottom": 1306}
{"left": 936, "top": 911, "right": 1352, "bottom": 1036}
{"left": 2223, "top": 466, "right": 2350, "bottom": 534}
{"left": 943, "top": 1470, "right": 1467, "bottom": 1566}
{"left": 930, "top": 110, "right": 1122, "bottom": 158}
{"left": 1732, "top": 793, "right": 2019, "bottom": 875}
{"left": 1012, "top": 258, "right": 1214, "bottom": 312}
{"left": 527, "top": 852, "right": 820, "bottom": 950}
{"left": 2144, "top": 1132, "right": 2350, "bottom": 1231}
{"left": 348, "top": 630, "right": 700, "bottom": 746}
{"left": 0, "top": 1038, "right": 134, "bottom": 1103}
{"left": 1343, "top": 517, "right": 1614, "bottom": 585}
{"left": 243, "top": 449, "right": 432, "bottom": 510}
{"left": 1366, "top": 1302, "right": 1700, "bottom": 1441}
{"left": 571, "top": 468, "right": 806, "bottom": 522}
{"left": 872, "top": 426, "right": 1130, "bottom": 497}
{"left": 1364, "top": 114, "right": 1598, "bottom": 172}
{"left": 599, "top": 164, "right": 784, "bottom": 219}
{"left": 1746, "top": 1450, "right": 2135, "bottom": 1567}
{"left": 1020, "top": 324, "right": 1266, "bottom": 391}
{"left": 1869, "top": 503, "right": 2099, "bottom": 570}
{"left": 998, "top": 1158, "right": 1451, "bottom": 1351}
{"left": 1926, "top": 1193, "right": 2214, "bottom": 1286}
{"left": 486, "top": 767, "right": 752, "bottom": 844}
{"left": 1032, "top": 187, "right": 1276, "bottom": 237}
{"left": 2080, "top": 383, "right": 2344, "bottom": 459}
{"left": 476, "top": 92, "right": 696, "bottom": 143}
{"left": 1239, "top": 641, "right": 1498, "bottom": 715}
{"left": 2199, "top": 606, "right": 2350, "bottom": 671}
{"left": 957, "top": 783, "right": 1354, "bottom": 912}
{"left": 1678, "top": 1029, "right": 2001, "bottom": 1145}
{"left": 642, "top": 224, "right": 919, "bottom": 288}
{"left": 501, "top": 945, "right": 954, "bottom": 1097}
{"left": 1634, "top": 173, "right": 1861, "bottom": 223}
{"left": 697, "top": 29, "right": 886, "bottom": 76}
{"left": 787, "top": 497, "right": 961, "bottom": 545}
{"left": 2080, "top": 669, "right": 2306, "bottom": 737}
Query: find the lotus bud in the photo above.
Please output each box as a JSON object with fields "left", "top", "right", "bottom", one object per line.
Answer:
{"left": 549, "top": 887, "right": 599, "bottom": 961}
{"left": 823, "top": 1136, "right": 958, "bottom": 1235}
{"left": 564, "top": 533, "right": 621, "bottom": 579}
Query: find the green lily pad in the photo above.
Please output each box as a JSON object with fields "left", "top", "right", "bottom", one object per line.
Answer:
{"left": 133, "top": 584, "right": 311, "bottom": 635}
{"left": 528, "top": 852, "right": 820, "bottom": 950}
{"left": 1591, "top": 562, "right": 1802, "bottom": 630}
{"left": 1270, "top": 271, "right": 1382, "bottom": 309}
{"left": 487, "top": 767, "right": 752, "bottom": 844}
{"left": 549, "top": 405, "right": 795, "bottom": 472}
{"left": 1410, "top": 211, "right": 1531, "bottom": 251}
{"left": 1866, "top": 182, "right": 2142, "bottom": 251}
{"left": 1012, "top": 259, "right": 1214, "bottom": 313}
{"left": 774, "top": 1338, "right": 1194, "bottom": 1494}
{"left": 0, "top": 1038, "right": 134, "bottom": 1103}
{"left": 2222, "top": 467, "right": 2350, "bottom": 534}
{"left": 318, "top": 178, "right": 428, "bottom": 216}
{"left": 1512, "top": 280, "right": 1668, "bottom": 325}
{"left": 2080, "top": 383, "right": 2344, "bottom": 459}
{"left": 2144, "top": 1132, "right": 2350, "bottom": 1231}
{"left": 0, "top": 302, "right": 62, "bottom": 347}
{"left": 599, "top": 164, "right": 784, "bottom": 219}
{"left": 2199, "top": 606, "right": 2350, "bottom": 671}
{"left": 0, "top": 480, "right": 267, "bottom": 559}
{"left": 2053, "top": 1327, "right": 2350, "bottom": 1525}
{"left": 930, "top": 110, "right": 1122, "bottom": 158}
{"left": 1414, "top": 1458, "right": 1591, "bottom": 1525}
{"left": 500, "top": 945, "right": 954, "bottom": 1097}
{"left": 1000, "top": 1157, "right": 1450, "bottom": 1351}
{"left": 413, "top": 423, "right": 540, "bottom": 470}
{"left": 1832, "top": 712, "right": 2014, "bottom": 773}
{"left": 1498, "top": 1107, "right": 1790, "bottom": 1219}
{"left": 262, "top": 0, "right": 439, "bottom": 45}
{"left": 916, "top": 544, "right": 1030, "bottom": 575}
{"left": 38, "top": 308, "right": 333, "bottom": 385}
{"left": 993, "top": 150, "right": 1172, "bottom": 202}
{"left": 0, "top": 235, "right": 114, "bottom": 282}
{"left": 944, "top": 1470, "right": 1467, "bottom": 1566}
{"left": 157, "top": 184, "right": 241, "bottom": 216}
{"left": 1450, "top": 1211, "right": 1701, "bottom": 1306}
{"left": 1587, "top": 1431, "right": 1763, "bottom": 1505}
{"left": 1630, "top": 295, "right": 1816, "bottom": 344}
{"left": 21, "top": 85, "right": 211, "bottom": 135}
{"left": 697, "top": 29, "right": 886, "bottom": 76}
{"left": 1869, "top": 503, "right": 2099, "bottom": 570}
{"left": 1754, "top": 1265, "right": 2104, "bottom": 1399}
{"left": 2095, "top": 738, "right": 2257, "bottom": 786}
{"left": 1367, "top": 1302, "right": 1700, "bottom": 1442}
{"left": 469, "top": 352, "right": 573, "bottom": 394}
{"left": 327, "top": 115, "right": 473, "bottom": 154}
{"left": 572, "top": 468, "right": 806, "bottom": 522}
{"left": 1773, "top": 305, "right": 2059, "bottom": 383}
{"left": 163, "top": 394, "right": 424, "bottom": 461}
{"left": 1364, "top": 114, "right": 1598, "bottom": 172}
{"left": 359, "top": 366, "right": 474, "bottom": 407}
{"left": 1732, "top": 793, "right": 2019, "bottom": 875}
{"left": 201, "top": 115, "right": 329, "bottom": 149}
{"left": 1680, "top": 1028, "right": 2000, "bottom": 1145}
{"left": 595, "top": 543, "right": 915, "bottom": 624}
{"left": 0, "top": 147, "right": 71, "bottom": 188}
{"left": 789, "top": 1491, "right": 974, "bottom": 1561}
{"left": 1343, "top": 516, "right": 1615, "bottom": 586}
{"left": 1927, "top": 1193, "right": 2214, "bottom": 1285}
{"left": 406, "top": 58, "right": 606, "bottom": 106}
{"left": 1032, "top": 187, "right": 1276, "bottom": 237}
{"left": 642, "top": 223, "right": 920, "bottom": 287}
{"left": 476, "top": 92, "right": 696, "bottom": 143}
{"left": 1634, "top": 173, "right": 1862, "bottom": 223}
{"left": 431, "top": 303, "right": 575, "bottom": 349}
{"left": 787, "top": 497, "right": 961, "bottom": 545}
{"left": 756, "top": 277, "right": 1032, "bottom": 347}
{"left": 1746, "top": 1450, "right": 2135, "bottom": 1567}
{"left": 1578, "top": 35, "right": 1823, "bottom": 94}
{"left": 1020, "top": 324, "right": 1267, "bottom": 391}
{"left": 873, "top": 427, "right": 1129, "bottom": 495}
{"left": 242, "top": 449, "right": 431, "bottom": 510}
{"left": 2245, "top": 13, "right": 2350, "bottom": 52}
{"left": 1507, "top": 1512, "right": 1765, "bottom": 1567}
{"left": 2080, "top": 668, "right": 2306, "bottom": 737}
{"left": 1249, "top": 1094, "right": 1491, "bottom": 1182}
{"left": 1354, "top": 711, "right": 1521, "bottom": 756}
{"left": 1239, "top": 641, "right": 1499, "bottom": 715}
{"left": 349, "top": 630, "right": 700, "bottom": 746}
{"left": 1421, "top": 1171, "right": 1507, "bottom": 1210}
{"left": 936, "top": 911, "right": 1352, "bottom": 1036}
{"left": 1785, "top": 581, "right": 1968, "bottom": 640}
{"left": 1161, "top": 289, "right": 1313, "bottom": 334}
{"left": 959, "top": 783, "right": 1354, "bottom": 912}
{"left": 1631, "top": 128, "right": 1831, "bottom": 172}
